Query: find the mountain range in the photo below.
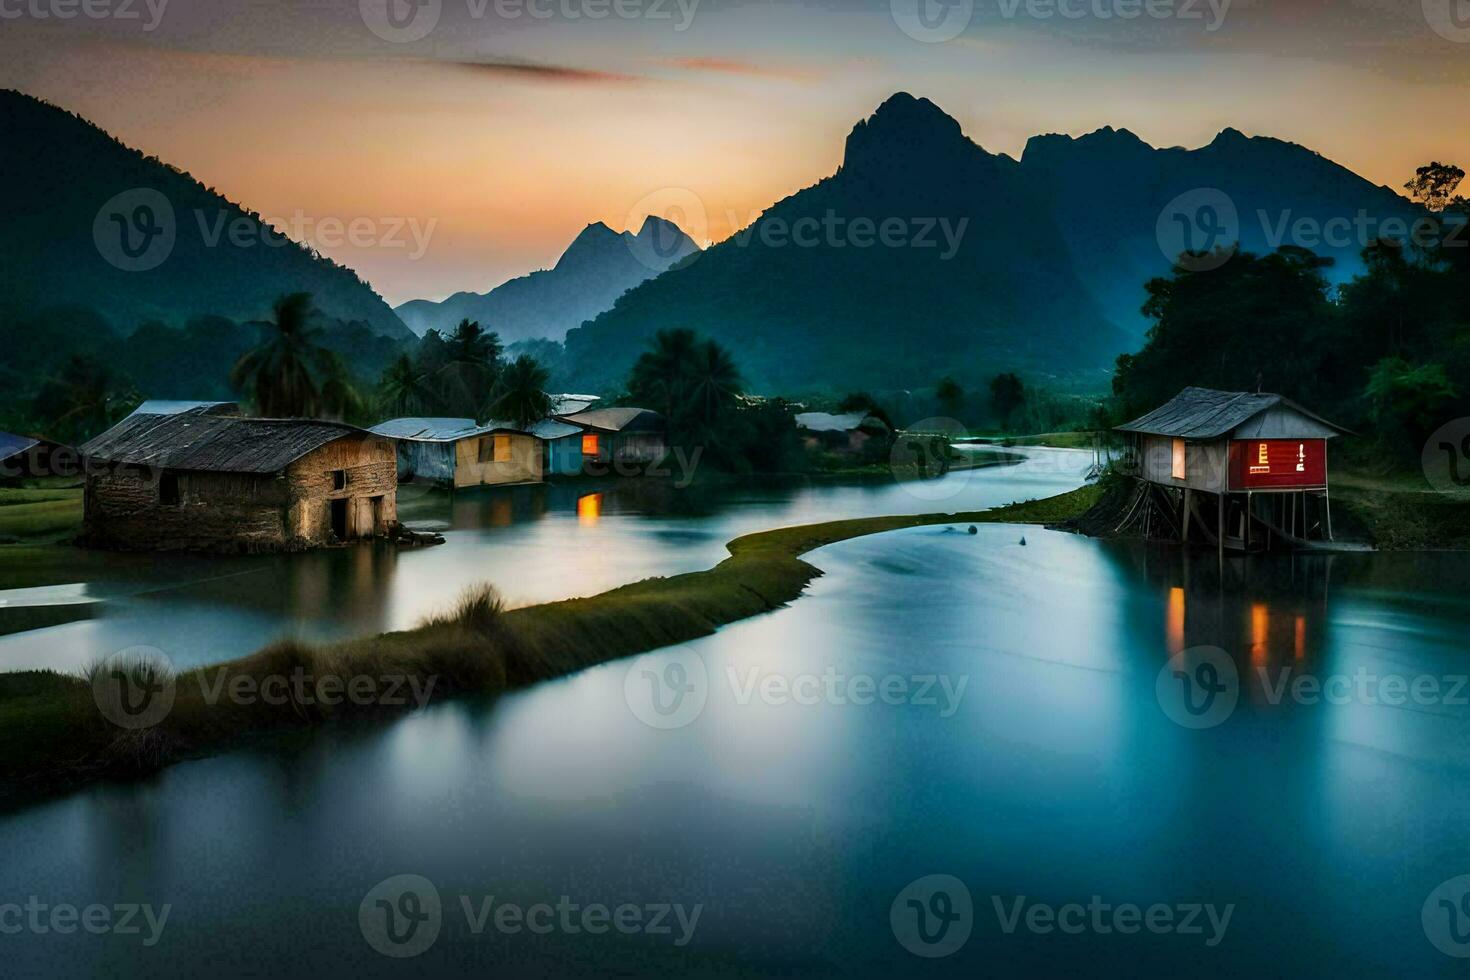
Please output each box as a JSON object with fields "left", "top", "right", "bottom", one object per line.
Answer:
{"left": 0, "top": 89, "right": 411, "bottom": 340}
{"left": 394, "top": 217, "right": 700, "bottom": 341}
{"left": 556, "top": 93, "right": 1423, "bottom": 392}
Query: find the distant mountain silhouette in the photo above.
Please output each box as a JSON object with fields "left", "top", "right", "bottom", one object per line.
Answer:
{"left": 395, "top": 216, "right": 700, "bottom": 341}
{"left": 0, "top": 89, "right": 411, "bottom": 339}
{"left": 558, "top": 93, "right": 1423, "bottom": 392}
{"left": 1021, "top": 124, "right": 1423, "bottom": 333}
{"left": 561, "top": 93, "right": 1127, "bottom": 392}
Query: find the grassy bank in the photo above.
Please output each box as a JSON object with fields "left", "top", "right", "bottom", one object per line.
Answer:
{"left": 0, "top": 486, "right": 82, "bottom": 544}
{"left": 0, "top": 483, "right": 1100, "bottom": 811}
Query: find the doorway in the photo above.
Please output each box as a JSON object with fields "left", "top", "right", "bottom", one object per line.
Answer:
{"left": 330, "top": 498, "right": 348, "bottom": 540}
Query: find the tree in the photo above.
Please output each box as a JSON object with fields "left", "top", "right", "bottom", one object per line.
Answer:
{"left": 434, "top": 319, "right": 502, "bottom": 419}
{"left": 229, "top": 292, "right": 333, "bottom": 417}
{"left": 989, "top": 372, "right": 1026, "bottom": 430}
{"left": 377, "top": 354, "right": 434, "bottom": 417}
{"left": 1404, "top": 162, "right": 1466, "bottom": 213}
{"left": 628, "top": 328, "right": 700, "bottom": 422}
{"left": 485, "top": 355, "right": 552, "bottom": 430}
{"left": 1364, "top": 357, "right": 1457, "bottom": 456}
{"left": 683, "top": 340, "right": 743, "bottom": 431}
{"left": 935, "top": 376, "right": 964, "bottom": 420}
{"left": 33, "top": 355, "right": 138, "bottom": 442}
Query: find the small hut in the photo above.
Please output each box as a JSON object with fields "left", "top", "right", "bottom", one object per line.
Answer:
{"left": 555, "top": 407, "right": 667, "bottom": 471}
{"left": 1115, "top": 386, "right": 1347, "bottom": 552}
{"left": 369, "top": 418, "right": 542, "bottom": 488}
{"left": 794, "top": 411, "right": 892, "bottom": 458}
{"left": 80, "top": 408, "right": 397, "bottom": 552}
{"left": 0, "top": 431, "right": 77, "bottom": 483}
{"left": 528, "top": 418, "right": 586, "bottom": 477}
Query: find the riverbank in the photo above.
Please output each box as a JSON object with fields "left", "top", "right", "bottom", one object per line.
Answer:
{"left": 0, "top": 483, "right": 1100, "bottom": 811}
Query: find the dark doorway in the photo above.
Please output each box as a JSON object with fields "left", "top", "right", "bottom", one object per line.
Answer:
{"left": 331, "top": 498, "right": 348, "bottom": 540}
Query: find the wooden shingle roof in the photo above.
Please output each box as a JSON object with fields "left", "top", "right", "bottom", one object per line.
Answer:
{"left": 1116, "top": 387, "right": 1345, "bottom": 440}
{"left": 82, "top": 409, "right": 371, "bottom": 474}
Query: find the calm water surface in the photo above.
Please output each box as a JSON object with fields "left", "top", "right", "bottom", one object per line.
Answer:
{"left": 4, "top": 448, "right": 1470, "bottom": 978}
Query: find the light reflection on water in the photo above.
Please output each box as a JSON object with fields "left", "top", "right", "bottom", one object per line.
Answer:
{"left": 3, "top": 450, "right": 1470, "bottom": 976}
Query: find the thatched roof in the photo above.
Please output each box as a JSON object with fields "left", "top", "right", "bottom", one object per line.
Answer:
{"left": 1115, "top": 387, "right": 1345, "bottom": 440}
{"left": 82, "top": 409, "right": 372, "bottom": 474}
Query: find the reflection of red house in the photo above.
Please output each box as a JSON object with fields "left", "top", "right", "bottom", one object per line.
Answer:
{"left": 1116, "top": 387, "right": 1348, "bottom": 552}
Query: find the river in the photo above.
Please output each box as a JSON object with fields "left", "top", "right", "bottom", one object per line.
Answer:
{"left": 3, "top": 447, "right": 1470, "bottom": 978}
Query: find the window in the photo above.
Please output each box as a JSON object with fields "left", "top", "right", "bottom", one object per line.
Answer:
{"left": 1171, "top": 438, "right": 1186, "bottom": 480}
{"left": 493, "top": 434, "right": 511, "bottom": 463}
{"left": 330, "top": 469, "right": 347, "bottom": 491}
{"left": 158, "top": 473, "right": 181, "bottom": 506}
{"left": 582, "top": 434, "right": 600, "bottom": 457}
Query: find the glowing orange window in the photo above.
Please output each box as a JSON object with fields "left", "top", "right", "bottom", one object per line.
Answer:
{"left": 1171, "top": 438, "right": 1186, "bottom": 480}
{"left": 581, "top": 434, "right": 600, "bottom": 456}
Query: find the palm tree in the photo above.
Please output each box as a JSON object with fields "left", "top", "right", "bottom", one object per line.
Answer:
{"left": 230, "top": 292, "right": 329, "bottom": 417}
{"left": 435, "top": 319, "right": 502, "bottom": 418}
{"left": 33, "top": 356, "right": 137, "bottom": 442}
{"left": 683, "top": 339, "right": 742, "bottom": 426}
{"left": 377, "top": 354, "right": 433, "bottom": 417}
{"left": 628, "top": 327, "right": 700, "bottom": 420}
{"left": 485, "top": 355, "right": 552, "bottom": 430}
{"left": 318, "top": 351, "right": 365, "bottom": 424}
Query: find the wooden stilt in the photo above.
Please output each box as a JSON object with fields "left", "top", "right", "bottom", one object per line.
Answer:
{"left": 1183, "top": 488, "right": 1192, "bottom": 542}
{"left": 1324, "top": 486, "right": 1334, "bottom": 541}
{"left": 1217, "top": 492, "right": 1224, "bottom": 562}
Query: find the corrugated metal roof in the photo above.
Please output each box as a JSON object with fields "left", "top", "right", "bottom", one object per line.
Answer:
{"left": 527, "top": 419, "right": 582, "bottom": 441}
{"left": 1116, "top": 387, "right": 1345, "bottom": 439}
{"left": 368, "top": 417, "right": 526, "bottom": 442}
{"left": 0, "top": 431, "right": 39, "bottom": 462}
{"left": 126, "top": 400, "right": 240, "bottom": 419}
{"left": 556, "top": 407, "right": 664, "bottom": 433}
{"left": 82, "top": 410, "right": 372, "bottom": 474}
{"left": 796, "top": 411, "right": 879, "bottom": 433}
{"left": 549, "top": 394, "right": 600, "bottom": 416}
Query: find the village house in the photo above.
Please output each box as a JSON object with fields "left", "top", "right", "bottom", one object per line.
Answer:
{"left": 369, "top": 418, "right": 542, "bottom": 488}
{"left": 80, "top": 407, "right": 397, "bottom": 553}
{"left": 0, "top": 431, "right": 76, "bottom": 483}
{"left": 528, "top": 418, "right": 587, "bottom": 476}
{"left": 1115, "top": 386, "right": 1348, "bottom": 552}
{"left": 795, "top": 411, "right": 892, "bottom": 458}
{"left": 555, "top": 407, "right": 668, "bottom": 471}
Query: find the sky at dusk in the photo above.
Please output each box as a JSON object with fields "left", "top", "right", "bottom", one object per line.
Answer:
{"left": 3, "top": 0, "right": 1468, "bottom": 305}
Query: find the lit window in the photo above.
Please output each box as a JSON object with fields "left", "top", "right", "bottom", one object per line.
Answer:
{"left": 582, "top": 434, "right": 600, "bottom": 456}
{"left": 1171, "top": 438, "right": 1186, "bottom": 480}
{"left": 493, "top": 434, "right": 511, "bottom": 463}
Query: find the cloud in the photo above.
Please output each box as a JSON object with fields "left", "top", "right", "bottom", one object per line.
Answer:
{"left": 445, "top": 59, "right": 643, "bottom": 83}
{"left": 654, "top": 57, "right": 817, "bottom": 81}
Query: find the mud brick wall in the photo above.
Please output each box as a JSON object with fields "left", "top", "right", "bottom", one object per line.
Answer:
{"left": 83, "top": 437, "right": 399, "bottom": 553}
